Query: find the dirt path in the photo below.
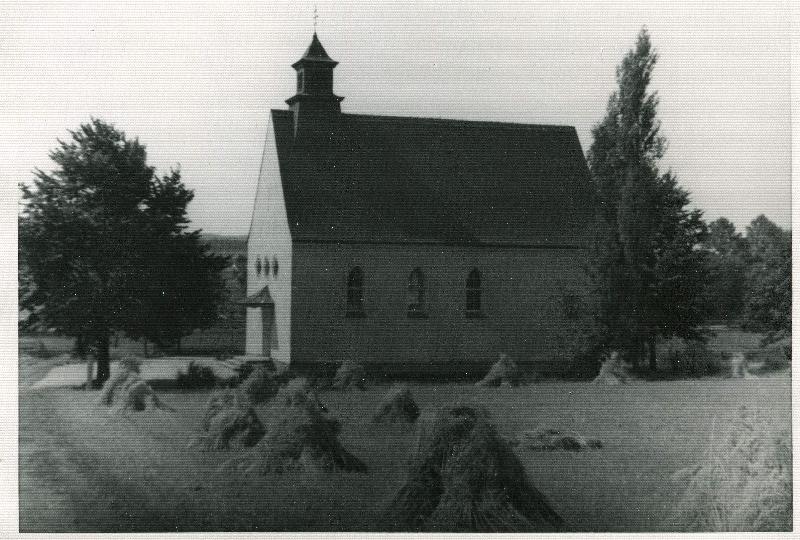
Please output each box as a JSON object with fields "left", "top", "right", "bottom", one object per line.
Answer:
{"left": 20, "top": 393, "right": 89, "bottom": 531}
{"left": 18, "top": 389, "right": 196, "bottom": 532}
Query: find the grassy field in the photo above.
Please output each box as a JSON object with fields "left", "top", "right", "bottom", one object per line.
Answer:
{"left": 19, "top": 352, "right": 791, "bottom": 532}
{"left": 20, "top": 324, "right": 784, "bottom": 381}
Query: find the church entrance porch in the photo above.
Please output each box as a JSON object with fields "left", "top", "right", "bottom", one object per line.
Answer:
{"left": 260, "top": 303, "right": 275, "bottom": 357}
{"left": 241, "top": 285, "right": 278, "bottom": 363}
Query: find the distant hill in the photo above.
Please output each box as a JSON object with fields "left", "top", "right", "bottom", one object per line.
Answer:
{"left": 201, "top": 233, "right": 247, "bottom": 258}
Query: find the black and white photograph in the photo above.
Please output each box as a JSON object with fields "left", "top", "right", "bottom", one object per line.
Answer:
{"left": 3, "top": 0, "right": 794, "bottom": 534}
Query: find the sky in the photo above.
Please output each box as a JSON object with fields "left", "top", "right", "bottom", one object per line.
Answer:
{"left": 2, "top": 0, "right": 792, "bottom": 236}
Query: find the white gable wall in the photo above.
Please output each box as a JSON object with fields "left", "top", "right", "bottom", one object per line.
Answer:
{"left": 246, "top": 115, "right": 293, "bottom": 364}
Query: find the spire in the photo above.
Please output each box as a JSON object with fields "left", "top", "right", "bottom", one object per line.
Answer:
{"left": 293, "top": 32, "right": 337, "bottom": 67}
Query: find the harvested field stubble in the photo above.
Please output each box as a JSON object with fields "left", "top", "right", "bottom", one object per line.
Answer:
{"left": 275, "top": 377, "right": 327, "bottom": 411}
{"left": 239, "top": 365, "right": 278, "bottom": 404}
{"left": 372, "top": 384, "right": 420, "bottom": 424}
{"left": 515, "top": 428, "right": 603, "bottom": 451}
{"left": 223, "top": 378, "right": 366, "bottom": 475}
{"left": 19, "top": 339, "right": 791, "bottom": 533}
{"left": 333, "top": 360, "right": 368, "bottom": 390}
{"left": 383, "top": 404, "right": 564, "bottom": 532}
{"left": 96, "top": 369, "right": 169, "bottom": 414}
{"left": 667, "top": 407, "right": 791, "bottom": 531}
{"left": 729, "top": 352, "right": 748, "bottom": 378}
{"left": 593, "top": 351, "right": 631, "bottom": 385}
{"left": 193, "top": 389, "right": 265, "bottom": 451}
{"left": 476, "top": 353, "right": 520, "bottom": 387}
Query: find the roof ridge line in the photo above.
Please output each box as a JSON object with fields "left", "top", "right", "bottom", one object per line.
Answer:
{"left": 269, "top": 109, "right": 575, "bottom": 131}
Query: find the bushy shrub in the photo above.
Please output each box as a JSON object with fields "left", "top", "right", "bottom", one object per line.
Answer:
{"left": 658, "top": 339, "right": 729, "bottom": 378}
{"left": 563, "top": 350, "right": 602, "bottom": 380}
{"left": 547, "top": 291, "right": 603, "bottom": 380}
{"left": 768, "top": 344, "right": 791, "bottom": 372}
{"left": 176, "top": 361, "right": 217, "bottom": 389}
{"left": 747, "top": 342, "right": 791, "bottom": 374}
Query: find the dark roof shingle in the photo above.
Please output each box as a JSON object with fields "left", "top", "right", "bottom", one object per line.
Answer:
{"left": 295, "top": 33, "right": 337, "bottom": 65}
{"left": 271, "top": 109, "right": 593, "bottom": 247}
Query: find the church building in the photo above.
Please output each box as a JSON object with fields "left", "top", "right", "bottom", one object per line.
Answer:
{"left": 244, "top": 33, "right": 594, "bottom": 376}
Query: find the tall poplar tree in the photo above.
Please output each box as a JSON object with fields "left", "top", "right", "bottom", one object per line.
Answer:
{"left": 587, "top": 28, "right": 708, "bottom": 370}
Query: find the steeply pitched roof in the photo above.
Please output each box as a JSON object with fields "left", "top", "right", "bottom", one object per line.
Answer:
{"left": 269, "top": 110, "right": 594, "bottom": 247}
{"left": 294, "top": 33, "right": 337, "bottom": 65}
{"left": 242, "top": 285, "right": 274, "bottom": 306}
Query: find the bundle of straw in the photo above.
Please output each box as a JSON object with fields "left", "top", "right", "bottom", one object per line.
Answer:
{"left": 383, "top": 404, "right": 564, "bottom": 532}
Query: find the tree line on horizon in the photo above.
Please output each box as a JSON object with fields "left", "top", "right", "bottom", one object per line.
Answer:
{"left": 18, "top": 28, "right": 790, "bottom": 385}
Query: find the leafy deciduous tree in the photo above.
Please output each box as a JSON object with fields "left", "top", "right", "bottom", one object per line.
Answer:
{"left": 19, "top": 118, "right": 227, "bottom": 385}
{"left": 742, "top": 215, "right": 791, "bottom": 343}
{"left": 699, "top": 217, "right": 749, "bottom": 323}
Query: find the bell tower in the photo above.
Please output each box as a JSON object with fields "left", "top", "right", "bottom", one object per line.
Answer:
{"left": 286, "top": 33, "right": 344, "bottom": 136}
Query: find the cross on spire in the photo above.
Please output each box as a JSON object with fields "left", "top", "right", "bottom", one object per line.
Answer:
{"left": 313, "top": 5, "right": 318, "bottom": 32}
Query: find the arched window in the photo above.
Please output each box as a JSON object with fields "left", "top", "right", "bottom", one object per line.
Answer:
{"left": 466, "top": 268, "right": 481, "bottom": 317}
{"left": 407, "top": 268, "right": 426, "bottom": 318}
{"left": 346, "top": 267, "right": 365, "bottom": 317}
{"left": 255, "top": 257, "right": 262, "bottom": 276}
{"left": 563, "top": 293, "right": 580, "bottom": 320}
{"left": 272, "top": 256, "right": 279, "bottom": 278}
